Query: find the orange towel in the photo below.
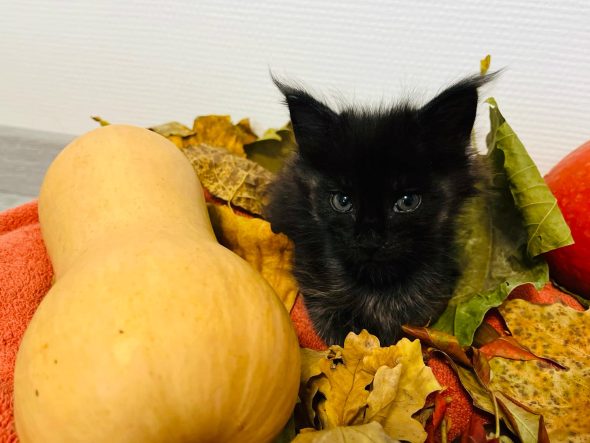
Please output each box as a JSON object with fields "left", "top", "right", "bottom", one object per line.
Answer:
{"left": 0, "top": 201, "right": 53, "bottom": 443}
{"left": 0, "top": 201, "right": 584, "bottom": 442}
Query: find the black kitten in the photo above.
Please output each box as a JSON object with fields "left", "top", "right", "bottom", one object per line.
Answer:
{"left": 265, "top": 75, "right": 491, "bottom": 346}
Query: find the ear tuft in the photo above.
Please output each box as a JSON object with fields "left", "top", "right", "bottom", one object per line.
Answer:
{"left": 272, "top": 75, "right": 338, "bottom": 162}
{"left": 420, "top": 72, "right": 499, "bottom": 149}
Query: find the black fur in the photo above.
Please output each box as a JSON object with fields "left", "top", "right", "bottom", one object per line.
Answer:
{"left": 265, "top": 75, "right": 492, "bottom": 346}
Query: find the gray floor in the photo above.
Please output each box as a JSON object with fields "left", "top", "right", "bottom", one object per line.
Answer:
{"left": 0, "top": 125, "right": 75, "bottom": 211}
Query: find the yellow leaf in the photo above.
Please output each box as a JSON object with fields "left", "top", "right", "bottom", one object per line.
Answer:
{"left": 367, "top": 339, "right": 442, "bottom": 443}
{"left": 149, "top": 121, "right": 194, "bottom": 149}
{"left": 300, "top": 348, "right": 331, "bottom": 427}
{"left": 189, "top": 115, "right": 255, "bottom": 156}
{"left": 207, "top": 204, "right": 298, "bottom": 311}
{"left": 149, "top": 121, "right": 194, "bottom": 137}
{"left": 147, "top": 116, "right": 257, "bottom": 152}
{"left": 365, "top": 365, "right": 402, "bottom": 422}
{"left": 236, "top": 117, "right": 258, "bottom": 141}
{"left": 292, "top": 421, "right": 396, "bottom": 443}
{"left": 301, "top": 331, "right": 441, "bottom": 443}
{"left": 317, "top": 332, "right": 378, "bottom": 426}
{"left": 489, "top": 299, "right": 590, "bottom": 442}
{"left": 301, "top": 348, "right": 330, "bottom": 384}
{"left": 91, "top": 116, "right": 110, "bottom": 126}
{"left": 480, "top": 54, "right": 491, "bottom": 75}
{"left": 315, "top": 378, "right": 337, "bottom": 428}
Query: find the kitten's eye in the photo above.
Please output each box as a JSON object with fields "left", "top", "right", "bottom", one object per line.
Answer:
{"left": 330, "top": 192, "right": 353, "bottom": 213}
{"left": 394, "top": 194, "right": 422, "bottom": 213}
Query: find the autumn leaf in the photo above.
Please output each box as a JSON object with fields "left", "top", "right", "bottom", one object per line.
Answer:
{"left": 149, "top": 115, "right": 258, "bottom": 153}
{"left": 207, "top": 204, "right": 299, "bottom": 311}
{"left": 472, "top": 321, "right": 503, "bottom": 346}
{"left": 299, "top": 348, "right": 331, "bottom": 427}
{"left": 149, "top": 121, "right": 193, "bottom": 137}
{"left": 480, "top": 54, "right": 491, "bottom": 75}
{"left": 149, "top": 121, "right": 194, "bottom": 148}
{"left": 292, "top": 422, "right": 396, "bottom": 442}
{"left": 236, "top": 118, "right": 258, "bottom": 141}
{"left": 187, "top": 115, "right": 256, "bottom": 156}
{"left": 494, "top": 392, "right": 545, "bottom": 443}
{"left": 244, "top": 123, "right": 297, "bottom": 173}
{"left": 429, "top": 392, "right": 449, "bottom": 438}
{"left": 442, "top": 358, "right": 495, "bottom": 418}
{"left": 91, "top": 116, "right": 110, "bottom": 126}
{"left": 301, "top": 348, "right": 330, "bottom": 384}
{"left": 479, "top": 335, "right": 546, "bottom": 363}
{"left": 433, "top": 184, "right": 549, "bottom": 345}
{"left": 488, "top": 299, "right": 590, "bottom": 441}
{"left": 434, "top": 343, "right": 552, "bottom": 443}
{"left": 183, "top": 144, "right": 273, "bottom": 216}
{"left": 365, "top": 339, "right": 443, "bottom": 442}
{"left": 432, "top": 97, "right": 574, "bottom": 345}
{"left": 463, "top": 412, "right": 488, "bottom": 443}
{"left": 402, "top": 325, "right": 472, "bottom": 367}
{"left": 486, "top": 98, "right": 573, "bottom": 256}
{"left": 317, "top": 331, "right": 380, "bottom": 426}
{"left": 365, "top": 365, "right": 403, "bottom": 423}
{"left": 431, "top": 344, "right": 552, "bottom": 442}
{"left": 301, "top": 331, "right": 441, "bottom": 443}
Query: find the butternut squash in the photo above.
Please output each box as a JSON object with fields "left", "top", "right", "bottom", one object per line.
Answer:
{"left": 13, "top": 125, "right": 300, "bottom": 443}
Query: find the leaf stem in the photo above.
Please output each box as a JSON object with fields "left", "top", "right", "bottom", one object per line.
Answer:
{"left": 492, "top": 391, "right": 500, "bottom": 439}
{"left": 440, "top": 417, "right": 448, "bottom": 443}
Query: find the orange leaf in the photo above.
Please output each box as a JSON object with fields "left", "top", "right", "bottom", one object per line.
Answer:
{"left": 403, "top": 325, "right": 472, "bottom": 367}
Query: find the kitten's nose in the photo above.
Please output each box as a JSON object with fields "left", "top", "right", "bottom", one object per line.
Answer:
{"left": 357, "top": 215, "right": 384, "bottom": 236}
{"left": 356, "top": 227, "right": 381, "bottom": 245}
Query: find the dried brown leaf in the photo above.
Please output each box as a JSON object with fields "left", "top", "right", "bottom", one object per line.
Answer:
{"left": 183, "top": 144, "right": 273, "bottom": 216}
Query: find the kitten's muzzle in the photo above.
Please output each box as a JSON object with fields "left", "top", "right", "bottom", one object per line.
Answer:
{"left": 355, "top": 242, "right": 395, "bottom": 262}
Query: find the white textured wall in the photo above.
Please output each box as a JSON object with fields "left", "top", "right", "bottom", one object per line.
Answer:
{"left": 1, "top": 0, "right": 590, "bottom": 173}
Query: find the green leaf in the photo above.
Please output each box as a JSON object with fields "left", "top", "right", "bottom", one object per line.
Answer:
{"left": 433, "top": 97, "right": 568, "bottom": 345}
{"left": 433, "top": 179, "right": 549, "bottom": 345}
{"left": 244, "top": 123, "right": 297, "bottom": 173}
{"left": 486, "top": 98, "right": 573, "bottom": 257}
{"left": 91, "top": 116, "right": 111, "bottom": 126}
{"left": 495, "top": 392, "right": 543, "bottom": 443}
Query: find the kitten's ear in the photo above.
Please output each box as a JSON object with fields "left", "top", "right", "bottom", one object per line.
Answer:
{"left": 420, "top": 73, "right": 496, "bottom": 149}
{"left": 273, "top": 77, "right": 338, "bottom": 160}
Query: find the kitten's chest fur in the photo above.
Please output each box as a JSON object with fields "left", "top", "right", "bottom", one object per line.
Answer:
{"left": 266, "top": 74, "right": 492, "bottom": 346}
